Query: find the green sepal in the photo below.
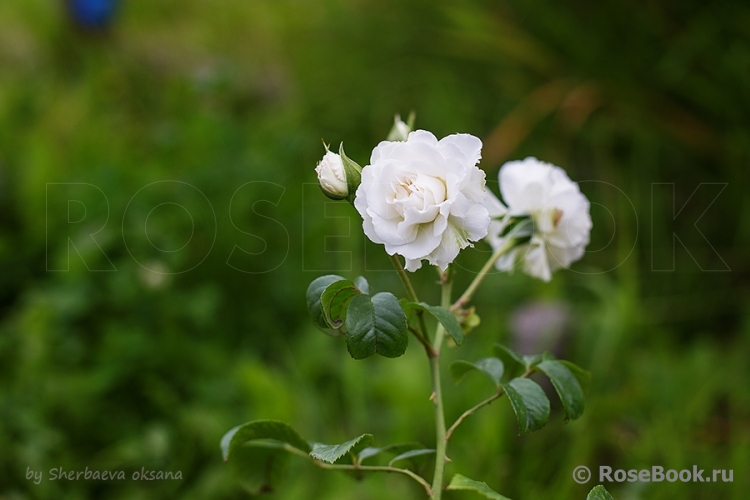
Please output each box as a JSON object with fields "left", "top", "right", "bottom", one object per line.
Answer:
{"left": 405, "top": 110, "right": 416, "bottom": 130}
{"left": 338, "top": 143, "right": 362, "bottom": 204}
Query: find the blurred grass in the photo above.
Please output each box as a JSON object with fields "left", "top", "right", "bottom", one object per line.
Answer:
{"left": 0, "top": 0, "right": 748, "bottom": 499}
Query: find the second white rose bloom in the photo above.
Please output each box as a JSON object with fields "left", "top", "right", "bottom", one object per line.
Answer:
{"left": 487, "top": 157, "right": 592, "bottom": 281}
{"left": 354, "top": 130, "right": 491, "bottom": 271}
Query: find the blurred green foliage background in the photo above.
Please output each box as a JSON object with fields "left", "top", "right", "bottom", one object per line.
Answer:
{"left": 1, "top": 0, "right": 749, "bottom": 498}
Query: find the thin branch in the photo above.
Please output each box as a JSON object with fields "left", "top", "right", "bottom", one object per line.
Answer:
{"left": 281, "top": 444, "right": 433, "bottom": 497}
{"left": 416, "top": 313, "right": 433, "bottom": 357}
{"left": 445, "top": 369, "right": 532, "bottom": 441}
{"left": 315, "top": 461, "right": 433, "bottom": 497}
{"left": 389, "top": 254, "right": 420, "bottom": 303}
{"left": 445, "top": 390, "right": 504, "bottom": 441}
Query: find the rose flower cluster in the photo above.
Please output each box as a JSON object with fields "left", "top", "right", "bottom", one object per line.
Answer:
{"left": 315, "top": 118, "right": 592, "bottom": 281}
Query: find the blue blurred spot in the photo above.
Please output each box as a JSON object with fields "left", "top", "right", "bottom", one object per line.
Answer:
{"left": 69, "top": 0, "right": 118, "bottom": 29}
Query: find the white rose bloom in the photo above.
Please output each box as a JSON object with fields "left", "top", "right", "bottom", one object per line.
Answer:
{"left": 354, "top": 130, "right": 491, "bottom": 272}
{"left": 315, "top": 151, "right": 348, "bottom": 199}
{"left": 487, "top": 157, "right": 591, "bottom": 282}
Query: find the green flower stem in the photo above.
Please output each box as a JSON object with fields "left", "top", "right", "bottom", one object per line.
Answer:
{"left": 445, "top": 369, "right": 531, "bottom": 441}
{"left": 283, "top": 445, "right": 433, "bottom": 497}
{"left": 433, "top": 271, "right": 453, "bottom": 355}
{"left": 451, "top": 238, "right": 517, "bottom": 313}
{"left": 430, "top": 274, "right": 453, "bottom": 499}
{"left": 389, "top": 255, "right": 437, "bottom": 357}
{"left": 389, "top": 254, "right": 420, "bottom": 303}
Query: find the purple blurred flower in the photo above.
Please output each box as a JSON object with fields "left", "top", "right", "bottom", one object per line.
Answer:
{"left": 510, "top": 301, "right": 570, "bottom": 356}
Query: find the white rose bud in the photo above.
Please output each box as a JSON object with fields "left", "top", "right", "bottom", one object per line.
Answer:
{"left": 315, "top": 151, "right": 349, "bottom": 200}
{"left": 354, "top": 130, "right": 491, "bottom": 272}
{"left": 486, "top": 157, "right": 592, "bottom": 281}
{"left": 386, "top": 114, "right": 412, "bottom": 142}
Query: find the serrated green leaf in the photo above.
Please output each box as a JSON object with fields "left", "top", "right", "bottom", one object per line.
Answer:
{"left": 536, "top": 360, "right": 585, "bottom": 421}
{"left": 449, "top": 358, "right": 504, "bottom": 387}
{"left": 320, "top": 279, "right": 361, "bottom": 329}
{"left": 306, "top": 275, "right": 345, "bottom": 334}
{"left": 388, "top": 448, "right": 436, "bottom": 467}
{"left": 587, "top": 485, "right": 615, "bottom": 500}
{"left": 354, "top": 276, "right": 369, "bottom": 295}
{"left": 405, "top": 302, "right": 463, "bottom": 345}
{"left": 501, "top": 378, "right": 550, "bottom": 434}
{"left": 221, "top": 420, "right": 311, "bottom": 462}
{"left": 310, "top": 434, "right": 373, "bottom": 464}
{"left": 446, "top": 474, "right": 512, "bottom": 500}
{"left": 345, "top": 292, "right": 408, "bottom": 359}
